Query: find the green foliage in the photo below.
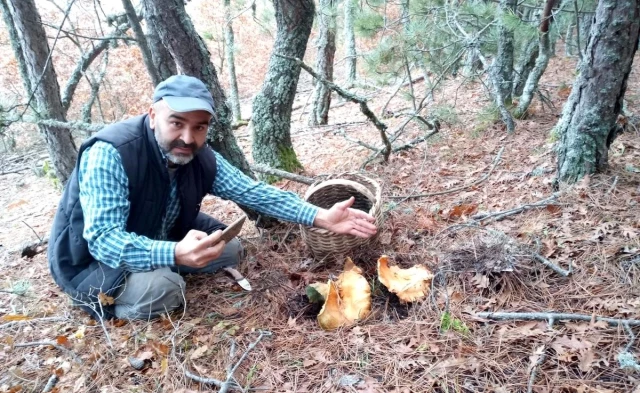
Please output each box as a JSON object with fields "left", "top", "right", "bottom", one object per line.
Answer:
{"left": 440, "top": 312, "right": 470, "bottom": 336}
{"left": 430, "top": 104, "right": 459, "bottom": 125}
{"left": 40, "top": 160, "right": 61, "bottom": 190}
{"left": 202, "top": 31, "right": 214, "bottom": 41}
{"left": 354, "top": 7, "right": 384, "bottom": 38}
{"left": 474, "top": 103, "right": 500, "bottom": 134}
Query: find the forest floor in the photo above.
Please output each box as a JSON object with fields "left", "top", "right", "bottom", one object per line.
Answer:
{"left": 1, "top": 48, "right": 640, "bottom": 392}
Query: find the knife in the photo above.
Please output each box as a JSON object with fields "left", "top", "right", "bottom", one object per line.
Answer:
{"left": 223, "top": 267, "right": 252, "bottom": 291}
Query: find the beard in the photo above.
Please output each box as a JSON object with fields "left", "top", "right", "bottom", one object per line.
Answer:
{"left": 154, "top": 126, "right": 204, "bottom": 166}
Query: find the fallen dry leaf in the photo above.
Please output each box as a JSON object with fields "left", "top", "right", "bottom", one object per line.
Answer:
{"left": 190, "top": 345, "right": 208, "bottom": 360}
{"left": 447, "top": 204, "right": 478, "bottom": 220}
{"left": 377, "top": 255, "right": 433, "bottom": 302}
{"left": 98, "top": 292, "right": 115, "bottom": 306}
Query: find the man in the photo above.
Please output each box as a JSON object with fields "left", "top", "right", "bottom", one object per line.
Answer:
{"left": 48, "top": 75, "right": 377, "bottom": 320}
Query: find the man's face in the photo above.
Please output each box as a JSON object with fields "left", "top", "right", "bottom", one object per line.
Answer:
{"left": 149, "top": 100, "right": 212, "bottom": 165}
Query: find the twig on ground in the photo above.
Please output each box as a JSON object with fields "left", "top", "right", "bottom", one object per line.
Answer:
{"left": 249, "top": 164, "right": 314, "bottom": 185}
{"left": 389, "top": 146, "right": 505, "bottom": 200}
{"left": 276, "top": 53, "right": 393, "bottom": 163}
{"left": 42, "top": 374, "right": 59, "bottom": 393}
{"left": 476, "top": 311, "right": 640, "bottom": 326}
{"left": 185, "top": 330, "right": 272, "bottom": 392}
{"left": 0, "top": 316, "right": 68, "bottom": 330}
{"left": 22, "top": 220, "right": 43, "bottom": 243}
{"left": 391, "top": 130, "right": 439, "bottom": 153}
{"left": 471, "top": 192, "right": 561, "bottom": 223}
{"left": 607, "top": 176, "right": 619, "bottom": 196}
{"left": 14, "top": 341, "right": 82, "bottom": 364}
{"left": 527, "top": 347, "right": 547, "bottom": 393}
{"left": 531, "top": 252, "right": 572, "bottom": 277}
{"left": 184, "top": 369, "right": 226, "bottom": 388}
{"left": 623, "top": 322, "right": 636, "bottom": 352}
{"left": 0, "top": 167, "right": 30, "bottom": 176}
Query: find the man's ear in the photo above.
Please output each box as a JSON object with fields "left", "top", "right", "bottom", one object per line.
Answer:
{"left": 148, "top": 104, "right": 156, "bottom": 129}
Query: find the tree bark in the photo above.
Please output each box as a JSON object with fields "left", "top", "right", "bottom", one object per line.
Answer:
{"left": 224, "top": 0, "right": 242, "bottom": 123}
{"left": 122, "top": 0, "right": 161, "bottom": 86}
{"left": 142, "top": 0, "right": 251, "bottom": 175}
{"left": 145, "top": 26, "right": 177, "bottom": 81}
{"left": 251, "top": 0, "right": 314, "bottom": 178}
{"left": 513, "top": 0, "right": 560, "bottom": 118}
{"left": 512, "top": 37, "right": 538, "bottom": 97}
{"left": 343, "top": 0, "right": 357, "bottom": 87}
{"left": 0, "top": 0, "right": 31, "bottom": 95}
{"left": 308, "top": 0, "right": 336, "bottom": 126}
{"left": 556, "top": 0, "right": 640, "bottom": 183}
{"left": 5, "top": 0, "right": 78, "bottom": 183}
{"left": 494, "top": 0, "right": 517, "bottom": 104}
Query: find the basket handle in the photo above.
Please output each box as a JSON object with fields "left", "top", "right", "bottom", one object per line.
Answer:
{"left": 304, "top": 178, "right": 376, "bottom": 204}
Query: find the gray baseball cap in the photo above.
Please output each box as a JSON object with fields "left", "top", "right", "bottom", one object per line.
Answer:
{"left": 152, "top": 75, "right": 215, "bottom": 115}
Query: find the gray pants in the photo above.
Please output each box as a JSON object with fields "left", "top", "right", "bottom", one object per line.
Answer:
{"left": 112, "top": 238, "right": 243, "bottom": 320}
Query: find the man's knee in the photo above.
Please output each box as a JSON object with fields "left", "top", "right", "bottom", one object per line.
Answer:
{"left": 114, "top": 268, "right": 186, "bottom": 320}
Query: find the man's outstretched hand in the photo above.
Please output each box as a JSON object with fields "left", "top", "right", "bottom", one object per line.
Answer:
{"left": 175, "top": 229, "right": 226, "bottom": 268}
{"left": 313, "top": 196, "right": 377, "bottom": 238}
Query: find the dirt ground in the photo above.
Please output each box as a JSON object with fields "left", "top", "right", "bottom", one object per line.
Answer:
{"left": 1, "top": 17, "right": 640, "bottom": 393}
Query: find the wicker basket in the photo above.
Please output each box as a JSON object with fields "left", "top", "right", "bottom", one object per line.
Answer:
{"left": 301, "top": 173, "right": 383, "bottom": 258}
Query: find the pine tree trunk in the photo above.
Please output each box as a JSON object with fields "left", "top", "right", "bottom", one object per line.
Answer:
{"left": 494, "top": 0, "right": 517, "bottom": 104}
{"left": 224, "top": 0, "right": 242, "bottom": 123}
{"left": 578, "top": 13, "right": 593, "bottom": 55}
{"left": 122, "top": 0, "right": 161, "bottom": 86}
{"left": 143, "top": 13, "right": 177, "bottom": 81}
{"left": 512, "top": 38, "right": 538, "bottom": 97}
{"left": 565, "top": 23, "right": 575, "bottom": 57}
{"left": 513, "top": 0, "right": 560, "bottom": 118}
{"left": 251, "top": 0, "right": 314, "bottom": 178}
{"left": 556, "top": 0, "right": 640, "bottom": 183}
{"left": 462, "top": 45, "right": 482, "bottom": 78}
{"left": 142, "top": 0, "right": 251, "bottom": 175}
{"left": 309, "top": 0, "right": 336, "bottom": 126}
{"left": 5, "top": 0, "right": 77, "bottom": 183}
{"left": 343, "top": 0, "right": 357, "bottom": 87}
{"left": 0, "top": 0, "right": 30, "bottom": 94}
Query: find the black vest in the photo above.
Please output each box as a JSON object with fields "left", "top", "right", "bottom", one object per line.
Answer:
{"left": 48, "top": 115, "right": 217, "bottom": 319}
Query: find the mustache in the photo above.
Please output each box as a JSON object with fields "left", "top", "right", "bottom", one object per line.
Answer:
{"left": 170, "top": 139, "right": 197, "bottom": 151}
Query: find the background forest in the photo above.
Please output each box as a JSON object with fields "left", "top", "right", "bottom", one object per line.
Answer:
{"left": 0, "top": 0, "right": 639, "bottom": 391}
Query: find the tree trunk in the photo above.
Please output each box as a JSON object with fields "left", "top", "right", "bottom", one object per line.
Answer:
{"left": 122, "top": 0, "right": 161, "bottom": 86}
{"left": 308, "top": 0, "right": 336, "bottom": 126}
{"left": 251, "top": 0, "right": 314, "bottom": 178}
{"left": 5, "top": 0, "right": 77, "bottom": 183}
{"left": 578, "top": 12, "right": 593, "bottom": 55}
{"left": 565, "top": 23, "right": 575, "bottom": 57}
{"left": 142, "top": 0, "right": 251, "bottom": 175}
{"left": 0, "top": 0, "right": 31, "bottom": 95}
{"left": 143, "top": 10, "right": 177, "bottom": 81}
{"left": 556, "top": 0, "right": 640, "bottom": 183}
{"left": 512, "top": 37, "right": 538, "bottom": 97}
{"left": 494, "top": 0, "right": 517, "bottom": 104}
{"left": 343, "top": 0, "right": 357, "bottom": 87}
{"left": 513, "top": 0, "right": 560, "bottom": 118}
{"left": 224, "top": 0, "right": 242, "bottom": 123}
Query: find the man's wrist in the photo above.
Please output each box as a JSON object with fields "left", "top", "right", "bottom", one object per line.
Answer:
{"left": 313, "top": 209, "right": 330, "bottom": 229}
{"left": 150, "top": 240, "right": 177, "bottom": 269}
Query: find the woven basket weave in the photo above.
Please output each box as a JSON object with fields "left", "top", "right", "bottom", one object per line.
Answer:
{"left": 301, "top": 173, "right": 383, "bottom": 258}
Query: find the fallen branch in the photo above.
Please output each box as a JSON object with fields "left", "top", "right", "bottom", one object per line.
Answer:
{"left": 276, "top": 53, "right": 392, "bottom": 162}
{"left": 0, "top": 167, "right": 31, "bottom": 176}
{"left": 185, "top": 330, "right": 273, "bottom": 392}
{"left": 527, "top": 347, "right": 547, "bottom": 393}
{"left": 476, "top": 311, "right": 640, "bottom": 326}
{"left": 0, "top": 316, "right": 69, "bottom": 330}
{"left": 471, "top": 192, "right": 561, "bottom": 223}
{"left": 249, "top": 164, "right": 314, "bottom": 185}
{"left": 220, "top": 330, "right": 272, "bottom": 393}
{"left": 42, "top": 374, "right": 59, "bottom": 393}
{"left": 531, "top": 252, "right": 572, "bottom": 277}
{"left": 14, "top": 341, "right": 82, "bottom": 364}
{"left": 392, "top": 130, "right": 439, "bottom": 153}
{"left": 389, "top": 146, "right": 504, "bottom": 200}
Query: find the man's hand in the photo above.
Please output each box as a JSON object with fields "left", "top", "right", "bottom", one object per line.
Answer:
{"left": 175, "top": 229, "right": 226, "bottom": 269}
{"left": 313, "top": 196, "right": 377, "bottom": 238}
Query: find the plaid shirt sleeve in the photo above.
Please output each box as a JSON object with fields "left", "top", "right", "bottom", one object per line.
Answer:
{"left": 78, "top": 142, "right": 176, "bottom": 272}
{"left": 211, "top": 151, "right": 319, "bottom": 226}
